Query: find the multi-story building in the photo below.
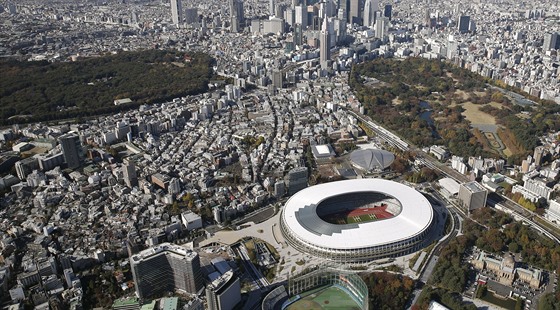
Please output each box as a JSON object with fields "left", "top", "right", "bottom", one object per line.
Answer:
{"left": 285, "top": 167, "right": 308, "bottom": 196}
{"left": 458, "top": 15, "right": 470, "bottom": 33}
{"left": 170, "top": 0, "right": 182, "bottom": 25}
{"left": 58, "top": 132, "right": 84, "bottom": 170}
{"left": 524, "top": 178, "right": 552, "bottom": 200}
{"left": 348, "top": 0, "right": 362, "bottom": 25}
{"left": 546, "top": 197, "right": 560, "bottom": 225}
{"left": 533, "top": 146, "right": 545, "bottom": 167}
{"left": 130, "top": 243, "right": 203, "bottom": 299}
{"left": 458, "top": 181, "right": 487, "bottom": 213}
{"left": 472, "top": 252, "right": 542, "bottom": 289}
{"left": 122, "top": 159, "right": 138, "bottom": 188}
{"left": 15, "top": 156, "right": 39, "bottom": 180}
{"left": 205, "top": 271, "right": 241, "bottom": 310}
{"left": 320, "top": 18, "right": 331, "bottom": 70}
{"left": 383, "top": 4, "right": 392, "bottom": 20}
{"left": 543, "top": 32, "right": 558, "bottom": 51}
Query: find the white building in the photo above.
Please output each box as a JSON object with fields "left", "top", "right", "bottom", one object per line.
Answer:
{"left": 181, "top": 211, "right": 203, "bottom": 231}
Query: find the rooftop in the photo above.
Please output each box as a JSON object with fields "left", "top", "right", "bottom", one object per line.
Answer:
{"left": 282, "top": 179, "right": 434, "bottom": 250}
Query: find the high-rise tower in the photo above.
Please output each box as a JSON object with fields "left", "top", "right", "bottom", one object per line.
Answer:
{"left": 320, "top": 18, "right": 331, "bottom": 70}
{"left": 348, "top": 0, "right": 361, "bottom": 25}
{"left": 458, "top": 15, "right": 470, "bottom": 33}
{"left": 363, "top": 0, "right": 378, "bottom": 27}
{"left": 171, "top": 0, "right": 182, "bottom": 25}
{"left": 58, "top": 132, "right": 84, "bottom": 170}
{"left": 230, "top": 0, "right": 244, "bottom": 32}
{"left": 383, "top": 4, "right": 392, "bottom": 20}
{"left": 130, "top": 243, "right": 203, "bottom": 299}
{"left": 123, "top": 159, "right": 138, "bottom": 188}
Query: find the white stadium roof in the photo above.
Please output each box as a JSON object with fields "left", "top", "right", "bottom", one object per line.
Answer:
{"left": 282, "top": 179, "right": 433, "bottom": 250}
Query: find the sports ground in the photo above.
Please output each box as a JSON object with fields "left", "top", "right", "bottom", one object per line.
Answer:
{"left": 321, "top": 205, "right": 395, "bottom": 225}
{"left": 285, "top": 286, "right": 362, "bottom": 310}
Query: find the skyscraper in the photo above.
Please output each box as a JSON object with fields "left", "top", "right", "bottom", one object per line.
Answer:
{"left": 320, "top": 18, "right": 331, "bottom": 70}
{"left": 338, "top": 0, "right": 348, "bottom": 19}
{"left": 170, "top": 0, "right": 182, "bottom": 25}
{"left": 123, "top": 159, "right": 138, "bottom": 188}
{"left": 270, "top": 0, "right": 275, "bottom": 16}
{"left": 348, "top": 0, "right": 361, "bottom": 25}
{"left": 383, "top": 4, "right": 392, "bottom": 20}
{"left": 130, "top": 243, "right": 203, "bottom": 299}
{"left": 230, "top": 0, "right": 244, "bottom": 32}
{"left": 294, "top": 23, "right": 303, "bottom": 46}
{"left": 543, "top": 32, "right": 558, "bottom": 51}
{"left": 363, "top": 0, "right": 378, "bottom": 27}
{"left": 458, "top": 15, "right": 470, "bottom": 33}
{"left": 374, "top": 16, "right": 387, "bottom": 39}
{"left": 533, "top": 146, "right": 545, "bottom": 166}
{"left": 185, "top": 8, "right": 198, "bottom": 25}
{"left": 58, "top": 132, "right": 84, "bottom": 170}
{"left": 295, "top": 5, "right": 307, "bottom": 28}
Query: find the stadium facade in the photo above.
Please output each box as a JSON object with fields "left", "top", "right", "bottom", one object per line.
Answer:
{"left": 280, "top": 179, "right": 434, "bottom": 263}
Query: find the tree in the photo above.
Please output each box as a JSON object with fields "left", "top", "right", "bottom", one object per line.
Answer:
{"left": 475, "top": 285, "right": 487, "bottom": 298}
{"left": 509, "top": 242, "right": 519, "bottom": 253}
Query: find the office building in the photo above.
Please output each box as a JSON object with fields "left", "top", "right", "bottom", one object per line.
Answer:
{"left": 38, "top": 152, "right": 64, "bottom": 171}
{"left": 383, "top": 4, "right": 392, "bottom": 20}
{"left": 269, "top": 0, "right": 275, "bottom": 16}
{"left": 185, "top": 8, "right": 198, "bottom": 25}
{"left": 320, "top": 18, "right": 331, "bottom": 70}
{"left": 171, "top": 0, "right": 182, "bottom": 25}
{"left": 543, "top": 33, "right": 558, "bottom": 51}
{"left": 458, "top": 15, "right": 470, "bottom": 33}
{"left": 524, "top": 178, "right": 552, "bottom": 200}
{"left": 168, "top": 178, "right": 181, "bottom": 195}
{"left": 272, "top": 70, "right": 283, "bottom": 89}
{"left": 294, "top": 23, "right": 303, "bottom": 45}
{"left": 205, "top": 271, "right": 241, "bottom": 310}
{"left": 374, "top": 16, "right": 387, "bottom": 39}
{"left": 230, "top": 0, "right": 244, "bottom": 32}
{"left": 15, "top": 157, "right": 39, "bottom": 180}
{"left": 363, "top": 0, "right": 378, "bottom": 27}
{"left": 546, "top": 197, "right": 560, "bottom": 224}
{"left": 533, "top": 146, "right": 545, "bottom": 166}
{"left": 295, "top": 6, "right": 307, "bottom": 28}
{"left": 181, "top": 211, "right": 202, "bottom": 231}
{"left": 458, "top": 181, "right": 487, "bottom": 213}
{"left": 348, "top": 0, "right": 361, "bottom": 25}
{"left": 130, "top": 243, "right": 203, "bottom": 299}
{"left": 58, "top": 132, "right": 84, "bottom": 170}
{"left": 123, "top": 159, "right": 138, "bottom": 188}
{"left": 285, "top": 167, "right": 308, "bottom": 195}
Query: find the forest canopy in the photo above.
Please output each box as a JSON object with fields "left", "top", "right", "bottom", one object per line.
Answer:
{"left": 0, "top": 49, "right": 213, "bottom": 125}
{"left": 349, "top": 57, "right": 560, "bottom": 162}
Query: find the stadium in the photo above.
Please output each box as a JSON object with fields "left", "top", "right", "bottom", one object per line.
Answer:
{"left": 280, "top": 179, "right": 434, "bottom": 263}
{"left": 262, "top": 266, "right": 369, "bottom": 310}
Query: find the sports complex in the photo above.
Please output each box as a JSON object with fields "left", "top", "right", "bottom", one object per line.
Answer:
{"left": 280, "top": 179, "right": 435, "bottom": 263}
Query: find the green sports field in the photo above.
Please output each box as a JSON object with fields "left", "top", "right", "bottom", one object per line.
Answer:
{"left": 285, "top": 286, "right": 362, "bottom": 310}
{"left": 326, "top": 213, "right": 378, "bottom": 225}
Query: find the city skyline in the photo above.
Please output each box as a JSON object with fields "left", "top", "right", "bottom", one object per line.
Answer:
{"left": 0, "top": 0, "right": 559, "bottom": 309}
